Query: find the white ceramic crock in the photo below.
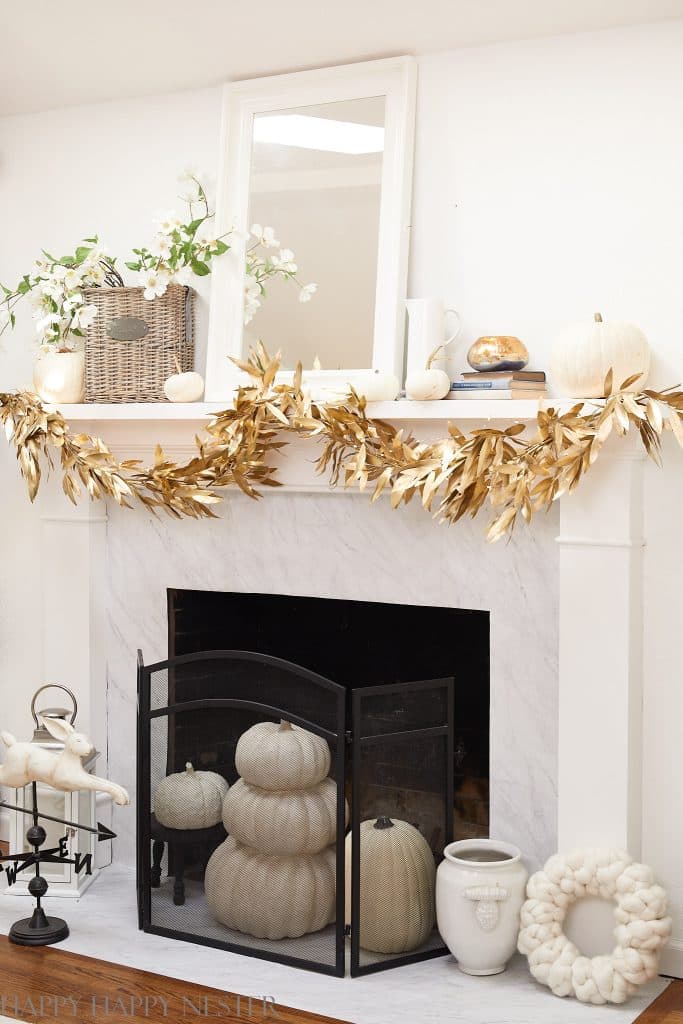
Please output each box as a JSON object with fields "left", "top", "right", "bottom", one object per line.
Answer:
{"left": 436, "top": 838, "right": 528, "bottom": 976}
{"left": 33, "top": 350, "right": 85, "bottom": 404}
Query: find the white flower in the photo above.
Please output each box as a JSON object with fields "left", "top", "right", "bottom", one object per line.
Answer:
{"left": 41, "top": 277, "right": 64, "bottom": 301}
{"left": 36, "top": 312, "right": 60, "bottom": 335}
{"left": 83, "top": 262, "right": 105, "bottom": 286}
{"left": 178, "top": 166, "right": 202, "bottom": 202}
{"left": 251, "top": 224, "right": 279, "bottom": 248}
{"left": 273, "top": 248, "right": 297, "bottom": 273}
{"left": 63, "top": 292, "right": 84, "bottom": 313}
{"left": 243, "top": 277, "right": 262, "bottom": 324}
{"left": 156, "top": 211, "right": 182, "bottom": 236}
{"left": 299, "top": 282, "right": 317, "bottom": 303}
{"left": 149, "top": 234, "right": 173, "bottom": 259}
{"left": 51, "top": 264, "right": 68, "bottom": 281}
{"left": 172, "top": 264, "right": 194, "bottom": 287}
{"left": 141, "top": 268, "right": 171, "bottom": 300}
{"left": 70, "top": 303, "right": 97, "bottom": 331}
{"left": 63, "top": 268, "right": 83, "bottom": 291}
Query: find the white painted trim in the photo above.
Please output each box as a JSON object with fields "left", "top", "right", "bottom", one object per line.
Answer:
{"left": 0, "top": 806, "right": 9, "bottom": 842}
{"left": 556, "top": 535, "right": 646, "bottom": 548}
{"left": 205, "top": 56, "right": 417, "bottom": 400}
{"left": 40, "top": 515, "right": 109, "bottom": 524}
{"left": 660, "top": 939, "right": 683, "bottom": 979}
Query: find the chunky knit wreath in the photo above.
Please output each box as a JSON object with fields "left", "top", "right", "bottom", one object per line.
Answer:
{"left": 518, "top": 848, "right": 671, "bottom": 1005}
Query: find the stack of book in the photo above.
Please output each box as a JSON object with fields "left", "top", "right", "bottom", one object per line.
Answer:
{"left": 448, "top": 369, "right": 546, "bottom": 400}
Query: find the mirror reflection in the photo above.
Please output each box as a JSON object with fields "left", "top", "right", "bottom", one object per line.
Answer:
{"left": 244, "top": 96, "right": 385, "bottom": 370}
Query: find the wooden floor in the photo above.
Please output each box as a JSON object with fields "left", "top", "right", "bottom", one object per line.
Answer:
{"left": 636, "top": 981, "right": 683, "bottom": 1023}
{"left": 0, "top": 927, "right": 678, "bottom": 1023}
{"left": 0, "top": 935, "right": 349, "bottom": 1024}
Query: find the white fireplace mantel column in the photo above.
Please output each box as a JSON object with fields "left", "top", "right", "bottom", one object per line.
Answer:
{"left": 557, "top": 436, "right": 645, "bottom": 857}
{"left": 38, "top": 474, "right": 108, "bottom": 766}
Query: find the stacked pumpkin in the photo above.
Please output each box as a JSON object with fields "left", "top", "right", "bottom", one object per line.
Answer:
{"left": 205, "top": 719, "right": 347, "bottom": 940}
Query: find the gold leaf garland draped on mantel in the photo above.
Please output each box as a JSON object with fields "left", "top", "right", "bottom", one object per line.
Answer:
{"left": 1, "top": 348, "right": 683, "bottom": 542}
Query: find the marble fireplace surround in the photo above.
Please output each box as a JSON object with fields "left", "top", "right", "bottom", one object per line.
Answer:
{"left": 25, "top": 406, "right": 646, "bottom": 926}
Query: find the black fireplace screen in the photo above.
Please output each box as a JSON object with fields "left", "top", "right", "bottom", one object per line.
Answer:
{"left": 137, "top": 649, "right": 454, "bottom": 976}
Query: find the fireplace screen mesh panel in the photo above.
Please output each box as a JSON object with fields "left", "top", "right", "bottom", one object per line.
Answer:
{"left": 139, "top": 651, "right": 346, "bottom": 975}
{"left": 138, "top": 650, "right": 454, "bottom": 976}
{"left": 351, "top": 680, "right": 453, "bottom": 976}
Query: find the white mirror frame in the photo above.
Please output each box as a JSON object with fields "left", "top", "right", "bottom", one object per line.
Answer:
{"left": 205, "top": 56, "right": 417, "bottom": 400}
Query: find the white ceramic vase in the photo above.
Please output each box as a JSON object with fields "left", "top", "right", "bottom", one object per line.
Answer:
{"left": 436, "top": 838, "right": 528, "bottom": 976}
{"left": 33, "top": 350, "right": 85, "bottom": 404}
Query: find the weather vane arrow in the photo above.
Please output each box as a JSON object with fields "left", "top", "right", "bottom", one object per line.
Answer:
{"left": 0, "top": 800, "right": 116, "bottom": 842}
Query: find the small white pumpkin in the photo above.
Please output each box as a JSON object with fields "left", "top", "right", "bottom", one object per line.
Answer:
{"left": 153, "top": 762, "right": 229, "bottom": 830}
{"left": 222, "top": 776, "right": 346, "bottom": 855}
{"left": 235, "top": 720, "right": 330, "bottom": 791}
{"left": 345, "top": 817, "right": 436, "bottom": 954}
{"left": 405, "top": 344, "right": 451, "bottom": 401}
{"left": 163, "top": 357, "right": 205, "bottom": 403}
{"left": 551, "top": 312, "right": 651, "bottom": 398}
{"left": 205, "top": 835, "right": 336, "bottom": 939}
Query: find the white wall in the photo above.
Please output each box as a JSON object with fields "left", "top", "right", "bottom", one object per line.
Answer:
{"left": 1, "top": 17, "right": 683, "bottom": 957}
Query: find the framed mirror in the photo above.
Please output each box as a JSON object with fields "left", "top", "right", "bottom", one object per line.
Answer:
{"left": 205, "top": 57, "right": 416, "bottom": 399}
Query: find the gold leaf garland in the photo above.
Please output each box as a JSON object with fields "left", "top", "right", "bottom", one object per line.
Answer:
{"left": 2, "top": 345, "right": 683, "bottom": 542}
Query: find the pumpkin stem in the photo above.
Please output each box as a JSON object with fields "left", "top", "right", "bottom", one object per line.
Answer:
{"left": 374, "top": 815, "right": 394, "bottom": 829}
{"left": 279, "top": 720, "right": 293, "bottom": 731}
{"left": 594, "top": 313, "right": 603, "bottom": 323}
{"left": 426, "top": 344, "right": 445, "bottom": 370}
{"left": 185, "top": 762, "right": 195, "bottom": 774}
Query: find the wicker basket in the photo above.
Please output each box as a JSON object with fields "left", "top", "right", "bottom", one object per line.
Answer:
{"left": 83, "top": 284, "right": 194, "bottom": 403}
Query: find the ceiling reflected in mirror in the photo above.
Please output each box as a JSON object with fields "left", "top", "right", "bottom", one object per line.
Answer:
{"left": 245, "top": 96, "right": 385, "bottom": 371}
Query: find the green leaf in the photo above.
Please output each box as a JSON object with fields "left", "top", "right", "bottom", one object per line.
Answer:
{"left": 184, "top": 218, "right": 205, "bottom": 237}
{"left": 125, "top": 261, "right": 141, "bottom": 271}
{"left": 83, "top": 236, "right": 98, "bottom": 244}
{"left": 75, "top": 246, "right": 93, "bottom": 262}
{"left": 213, "top": 239, "right": 229, "bottom": 255}
{"left": 17, "top": 278, "right": 31, "bottom": 295}
{"left": 190, "top": 259, "right": 210, "bottom": 277}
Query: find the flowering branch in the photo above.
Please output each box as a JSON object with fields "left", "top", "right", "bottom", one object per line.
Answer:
{"left": 0, "top": 170, "right": 316, "bottom": 347}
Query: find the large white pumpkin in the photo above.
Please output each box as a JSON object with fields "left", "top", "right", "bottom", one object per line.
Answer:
{"left": 153, "top": 762, "right": 229, "bottom": 830}
{"left": 235, "top": 719, "right": 330, "bottom": 791}
{"left": 223, "top": 777, "right": 346, "bottom": 855}
{"left": 344, "top": 817, "right": 436, "bottom": 954}
{"left": 205, "top": 836, "right": 336, "bottom": 939}
{"left": 551, "top": 313, "right": 651, "bottom": 398}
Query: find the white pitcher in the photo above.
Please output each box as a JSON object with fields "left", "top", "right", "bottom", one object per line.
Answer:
{"left": 405, "top": 298, "right": 461, "bottom": 376}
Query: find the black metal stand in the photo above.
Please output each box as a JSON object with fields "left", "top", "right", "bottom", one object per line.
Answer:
{"left": 9, "top": 783, "right": 69, "bottom": 947}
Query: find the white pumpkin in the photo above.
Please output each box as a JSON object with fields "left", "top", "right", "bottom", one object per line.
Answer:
{"left": 222, "top": 777, "right": 346, "bottom": 855}
{"left": 235, "top": 720, "right": 330, "bottom": 791}
{"left": 154, "top": 762, "right": 229, "bottom": 830}
{"left": 205, "top": 835, "right": 336, "bottom": 939}
{"left": 163, "top": 369, "right": 205, "bottom": 402}
{"left": 551, "top": 312, "right": 651, "bottom": 398}
{"left": 405, "top": 369, "right": 450, "bottom": 401}
{"left": 345, "top": 817, "right": 436, "bottom": 954}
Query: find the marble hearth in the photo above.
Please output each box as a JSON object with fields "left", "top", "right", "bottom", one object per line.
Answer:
{"left": 10, "top": 403, "right": 648, "bottom": 959}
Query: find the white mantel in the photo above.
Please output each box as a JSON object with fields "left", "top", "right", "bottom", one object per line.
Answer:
{"left": 29, "top": 399, "right": 646, "bottom": 957}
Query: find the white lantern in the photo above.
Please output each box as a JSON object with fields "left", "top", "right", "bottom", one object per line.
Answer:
{"left": 5, "top": 686, "right": 100, "bottom": 898}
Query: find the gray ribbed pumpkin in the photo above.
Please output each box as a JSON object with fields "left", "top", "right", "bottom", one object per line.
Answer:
{"left": 235, "top": 719, "right": 330, "bottom": 790}
{"left": 205, "top": 835, "right": 336, "bottom": 939}
{"left": 345, "top": 817, "right": 436, "bottom": 953}
{"left": 154, "top": 762, "right": 229, "bottom": 830}
{"left": 222, "top": 776, "right": 347, "bottom": 855}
